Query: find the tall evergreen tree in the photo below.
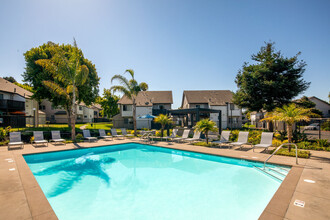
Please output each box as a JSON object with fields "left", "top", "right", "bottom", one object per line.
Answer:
{"left": 233, "top": 42, "right": 310, "bottom": 112}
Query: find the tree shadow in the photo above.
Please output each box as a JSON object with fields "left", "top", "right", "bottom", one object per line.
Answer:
{"left": 34, "top": 155, "right": 116, "bottom": 197}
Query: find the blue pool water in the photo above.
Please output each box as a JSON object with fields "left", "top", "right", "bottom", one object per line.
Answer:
{"left": 24, "top": 143, "right": 290, "bottom": 220}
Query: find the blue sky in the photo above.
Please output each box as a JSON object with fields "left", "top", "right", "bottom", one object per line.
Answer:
{"left": 0, "top": 0, "right": 329, "bottom": 108}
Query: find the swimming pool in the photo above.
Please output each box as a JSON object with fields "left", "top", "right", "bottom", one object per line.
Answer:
{"left": 24, "top": 143, "right": 290, "bottom": 220}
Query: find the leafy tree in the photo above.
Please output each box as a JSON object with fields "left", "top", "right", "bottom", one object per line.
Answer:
{"left": 154, "top": 114, "right": 173, "bottom": 137}
{"left": 13, "top": 82, "right": 34, "bottom": 93}
{"left": 3, "top": 76, "right": 17, "bottom": 83}
{"left": 35, "top": 39, "right": 93, "bottom": 140}
{"left": 23, "top": 41, "right": 99, "bottom": 107}
{"left": 97, "top": 89, "right": 120, "bottom": 118}
{"left": 262, "top": 103, "right": 311, "bottom": 151}
{"left": 194, "top": 119, "right": 218, "bottom": 144}
{"left": 233, "top": 42, "right": 310, "bottom": 112}
{"left": 294, "top": 96, "right": 322, "bottom": 117}
{"left": 110, "top": 69, "right": 148, "bottom": 136}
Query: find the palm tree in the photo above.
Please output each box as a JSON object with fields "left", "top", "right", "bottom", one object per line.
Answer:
{"left": 110, "top": 69, "right": 148, "bottom": 135}
{"left": 194, "top": 119, "right": 218, "bottom": 144}
{"left": 262, "top": 103, "right": 311, "bottom": 151}
{"left": 35, "top": 39, "right": 89, "bottom": 140}
{"left": 154, "top": 114, "right": 173, "bottom": 137}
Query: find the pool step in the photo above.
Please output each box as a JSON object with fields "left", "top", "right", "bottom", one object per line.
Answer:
{"left": 253, "top": 165, "right": 289, "bottom": 182}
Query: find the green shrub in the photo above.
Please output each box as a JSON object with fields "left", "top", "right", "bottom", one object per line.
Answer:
{"left": 230, "top": 130, "right": 239, "bottom": 141}
{"left": 0, "top": 126, "right": 11, "bottom": 141}
{"left": 193, "top": 142, "right": 218, "bottom": 147}
{"left": 248, "top": 130, "right": 262, "bottom": 145}
{"left": 276, "top": 130, "right": 287, "bottom": 141}
{"left": 270, "top": 148, "right": 310, "bottom": 158}
{"left": 316, "top": 139, "right": 329, "bottom": 148}
{"left": 321, "top": 121, "right": 330, "bottom": 131}
{"left": 292, "top": 130, "right": 307, "bottom": 143}
{"left": 75, "top": 133, "right": 83, "bottom": 142}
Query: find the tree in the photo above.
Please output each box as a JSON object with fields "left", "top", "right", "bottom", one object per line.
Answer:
{"left": 154, "top": 114, "right": 173, "bottom": 137}
{"left": 13, "top": 82, "right": 34, "bottom": 93}
{"left": 110, "top": 69, "right": 148, "bottom": 136}
{"left": 97, "top": 89, "right": 120, "bottom": 118}
{"left": 23, "top": 41, "right": 99, "bottom": 107}
{"left": 35, "top": 39, "right": 93, "bottom": 140}
{"left": 3, "top": 76, "right": 17, "bottom": 83}
{"left": 262, "top": 103, "right": 311, "bottom": 151}
{"left": 233, "top": 42, "right": 310, "bottom": 112}
{"left": 194, "top": 119, "right": 218, "bottom": 144}
{"left": 294, "top": 96, "right": 322, "bottom": 118}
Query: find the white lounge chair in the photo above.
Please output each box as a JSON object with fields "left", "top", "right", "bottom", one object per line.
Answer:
{"left": 229, "top": 131, "right": 249, "bottom": 150}
{"left": 162, "top": 128, "right": 178, "bottom": 142}
{"left": 185, "top": 131, "right": 201, "bottom": 143}
{"left": 253, "top": 132, "right": 274, "bottom": 153}
{"left": 212, "top": 131, "right": 231, "bottom": 147}
{"left": 98, "top": 129, "right": 113, "bottom": 140}
{"left": 83, "top": 130, "right": 98, "bottom": 142}
{"left": 173, "top": 129, "right": 190, "bottom": 143}
{"left": 111, "top": 129, "right": 124, "bottom": 139}
{"left": 121, "top": 128, "right": 134, "bottom": 138}
{"left": 50, "top": 131, "right": 66, "bottom": 145}
{"left": 33, "top": 131, "right": 48, "bottom": 147}
{"left": 8, "top": 132, "right": 24, "bottom": 149}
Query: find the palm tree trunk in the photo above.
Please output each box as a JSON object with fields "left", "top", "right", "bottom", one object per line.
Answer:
{"left": 161, "top": 124, "right": 165, "bottom": 137}
{"left": 132, "top": 98, "right": 137, "bottom": 136}
{"left": 287, "top": 123, "right": 293, "bottom": 152}
{"left": 206, "top": 132, "right": 209, "bottom": 144}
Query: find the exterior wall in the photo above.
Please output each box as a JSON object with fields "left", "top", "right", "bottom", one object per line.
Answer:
{"left": 136, "top": 106, "right": 153, "bottom": 129}
{"left": 82, "top": 106, "right": 94, "bottom": 123}
{"left": 25, "top": 99, "right": 40, "bottom": 126}
{"left": 189, "top": 103, "right": 209, "bottom": 108}
{"left": 121, "top": 104, "right": 133, "bottom": 117}
{"left": 309, "top": 97, "right": 330, "bottom": 118}
{"left": 210, "top": 105, "right": 242, "bottom": 129}
{"left": 152, "top": 104, "right": 171, "bottom": 110}
{"left": 182, "top": 95, "right": 189, "bottom": 109}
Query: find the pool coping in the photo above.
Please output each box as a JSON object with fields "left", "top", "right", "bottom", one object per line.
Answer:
{"left": 1, "top": 139, "right": 309, "bottom": 219}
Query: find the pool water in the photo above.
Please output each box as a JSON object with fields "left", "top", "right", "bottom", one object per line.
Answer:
{"left": 24, "top": 143, "right": 290, "bottom": 220}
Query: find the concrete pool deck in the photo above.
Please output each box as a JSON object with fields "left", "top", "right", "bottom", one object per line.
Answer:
{"left": 0, "top": 138, "right": 329, "bottom": 220}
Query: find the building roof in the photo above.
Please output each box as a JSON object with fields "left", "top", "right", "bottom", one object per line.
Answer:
{"left": 118, "top": 91, "right": 173, "bottom": 107}
{"left": 182, "top": 90, "right": 233, "bottom": 106}
{"left": 308, "top": 96, "right": 330, "bottom": 107}
{"left": 0, "top": 77, "right": 33, "bottom": 98}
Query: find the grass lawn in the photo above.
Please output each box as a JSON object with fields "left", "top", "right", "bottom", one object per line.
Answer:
{"left": 12, "top": 122, "right": 113, "bottom": 131}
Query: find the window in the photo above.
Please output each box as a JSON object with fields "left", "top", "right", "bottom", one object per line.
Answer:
{"left": 51, "top": 115, "right": 55, "bottom": 120}
{"left": 79, "top": 106, "right": 83, "bottom": 111}
{"left": 39, "top": 105, "right": 46, "bottom": 110}
{"left": 196, "top": 105, "right": 200, "bottom": 108}
{"left": 84, "top": 115, "right": 87, "bottom": 118}
{"left": 123, "top": 105, "right": 132, "bottom": 111}
{"left": 94, "top": 111, "right": 97, "bottom": 115}
{"left": 124, "top": 118, "right": 129, "bottom": 124}
{"left": 159, "top": 105, "right": 164, "bottom": 110}
{"left": 0, "top": 94, "right": 3, "bottom": 99}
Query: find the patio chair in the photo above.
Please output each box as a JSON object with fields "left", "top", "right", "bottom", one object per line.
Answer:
{"left": 162, "top": 128, "right": 178, "bottom": 142}
{"left": 111, "top": 129, "right": 124, "bottom": 139}
{"left": 33, "top": 131, "right": 48, "bottom": 147}
{"left": 121, "top": 128, "right": 134, "bottom": 138}
{"left": 185, "top": 131, "right": 201, "bottom": 143}
{"left": 8, "top": 132, "right": 24, "bottom": 150}
{"left": 173, "top": 129, "right": 190, "bottom": 143}
{"left": 98, "top": 129, "right": 113, "bottom": 140}
{"left": 83, "top": 130, "right": 98, "bottom": 142}
{"left": 212, "top": 131, "right": 231, "bottom": 147}
{"left": 50, "top": 131, "right": 66, "bottom": 145}
{"left": 253, "top": 132, "right": 274, "bottom": 153}
{"left": 229, "top": 131, "right": 249, "bottom": 150}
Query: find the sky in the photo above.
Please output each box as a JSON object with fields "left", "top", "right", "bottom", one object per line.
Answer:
{"left": 0, "top": 0, "right": 329, "bottom": 108}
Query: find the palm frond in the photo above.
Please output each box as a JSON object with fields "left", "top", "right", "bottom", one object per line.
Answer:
{"left": 110, "top": 86, "right": 132, "bottom": 99}
{"left": 139, "top": 82, "right": 148, "bottom": 91}
{"left": 75, "top": 65, "right": 89, "bottom": 85}
{"left": 35, "top": 59, "right": 57, "bottom": 75}
{"left": 125, "top": 69, "right": 135, "bottom": 79}
{"left": 42, "top": 81, "right": 69, "bottom": 100}
{"left": 111, "top": 74, "right": 130, "bottom": 89}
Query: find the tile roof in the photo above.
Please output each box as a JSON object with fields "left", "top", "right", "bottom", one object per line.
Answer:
{"left": 118, "top": 91, "right": 173, "bottom": 106}
{"left": 183, "top": 90, "right": 233, "bottom": 106}
{"left": 0, "top": 77, "right": 33, "bottom": 98}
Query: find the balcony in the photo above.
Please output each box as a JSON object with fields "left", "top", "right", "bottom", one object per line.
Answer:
{"left": 152, "top": 109, "right": 168, "bottom": 116}
{"left": 0, "top": 99, "right": 25, "bottom": 111}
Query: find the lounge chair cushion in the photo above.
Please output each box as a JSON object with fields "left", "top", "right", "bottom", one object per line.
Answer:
{"left": 231, "top": 142, "right": 246, "bottom": 146}
{"left": 213, "top": 140, "right": 230, "bottom": 144}
{"left": 51, "top": 139, "right": 65, "bottom": 142}
{"left": 34, "top": 140, "right": 48, "bottom": 143}
{"left": 254, "top": 144, "right": 271, "bottom": 148}
{"left": 8, "top": 141, "right": 24, "bottom": 146}
{"left": 99, "top": 135, "right": 112, "bottom": 139}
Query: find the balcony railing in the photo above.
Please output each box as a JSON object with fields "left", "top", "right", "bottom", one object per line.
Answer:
{"left": 0, "top": 99, "right": 25, "bottom": 110}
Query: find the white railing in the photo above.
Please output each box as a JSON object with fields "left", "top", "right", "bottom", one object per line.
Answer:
{"left": 264, "top": 143, "right": 298, "bottom": 169}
